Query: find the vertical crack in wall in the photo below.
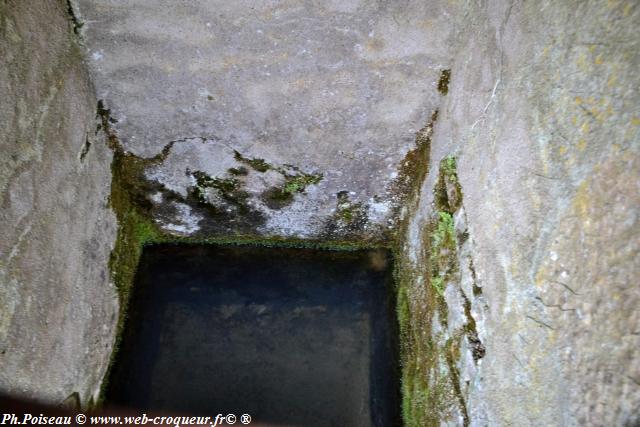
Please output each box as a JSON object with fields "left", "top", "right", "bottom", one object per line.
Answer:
{"left": 78, "top": 134, "right": 91, "bottom": 162}
{"left": 65, "top": 0, "right": 84, "bottom": 36}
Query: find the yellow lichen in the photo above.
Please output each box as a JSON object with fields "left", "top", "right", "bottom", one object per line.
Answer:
{"left": 572, "top": 180, "right": 591, "bottom": 222}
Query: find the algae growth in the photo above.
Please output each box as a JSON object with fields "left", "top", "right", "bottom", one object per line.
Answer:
{"left": 437, "top": 69, "right": 451, "bottom": 95}
{"left": 395, "top": 151, "right": 484, "bottom": 427}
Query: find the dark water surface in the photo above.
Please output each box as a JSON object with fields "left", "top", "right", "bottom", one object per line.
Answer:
{"left": 106, "top": 245, "right": 399, "bottom": 427}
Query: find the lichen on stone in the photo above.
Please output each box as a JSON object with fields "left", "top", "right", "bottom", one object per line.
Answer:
{"left": 233, "top": 150, "right": 271, "bottom": 173}
{"left": 260, "top": 165, "right": 323, "bottom": 210}
{"left": 437, "top": 69, "right": 451, "bottom": 95}
{"left": 320, "top": 190, "right": 372, "bottom": 240}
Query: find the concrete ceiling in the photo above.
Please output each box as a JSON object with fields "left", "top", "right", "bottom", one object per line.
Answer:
{"left": 74, "top": 0, "right": 456, "bottom": 238}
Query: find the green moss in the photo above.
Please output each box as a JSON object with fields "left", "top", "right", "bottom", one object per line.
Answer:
{"left": 181, "top": 168, "right": 267, "bottom": 227}
{"left": 396, "top": 283, "right": 410, "bottom": 337}
{"left": 192, "top": 171, "right": 236, "bottom": 192}
{"left": 437, "top": 69, "right": 451, "bottom": 95}
{"left": 393, "top": 147, "right": 474, "bottom": 426}
{"left": 399, "top": 155, "right": 473, "bottom": 425}
{"left": 322, "top": 191, "right": 370, "bottom": 238}
{"left": 435, "top": 155, "right": 463, "bottom": 213}
{"left": 230, "top": 149, "right": 324, "bottom": 210}
{"left": 395, "top": 112, "right": 436, "bottom": 193}
{"left": 261, "top": 172, "right": 323, "bottom": 210}
{"left": 394, "top": 224, "right": 446, "bottom": 426}
{"left": 432, "top": 212, "right": 455, "bottom": 254}
{"left": 414, "top": 210, "right": 457, "bottom": 301}
{"left": 99, "top": 148, "right": 162, "bottom": 402}
{"left": 261, "top": 186, "right": 294, "bottom": 209}
{"left": 228, "top": 166, "right": 248, "bottom": 176}
{"left": 442, "top": 155, "right": 457, "bottom": 182}
{"left": 283, "top": 173, "right": 323, "bottom": 194}
{"left": 431, "top": 276, "right": 445, "bottom": 297}
{"left": 402, "top": 368, "right": 453, "bottom": 427}
{"left": 233, "top": 150, "right": 272, "bottom": 172}
{"left": 394, "top": 252, "right": 446, "bottom": 427}
{"left": 189, "top": 170, "right": 249, "bottom": 206}
{"left": 339, "top": 208, "right": 354, "bottom": 222}
{"left": 336, "top": 203, "right": 365, "bottom": 226}
{"left": 153, "top": 235, "right": 387, "bottom": 252}
{"left": 390, "top": 111, "right": 441, "bottom": 426}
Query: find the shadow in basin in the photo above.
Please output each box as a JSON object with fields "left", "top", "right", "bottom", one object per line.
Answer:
{"left": 106, "top": 244, "right": 399, "bottom": 427}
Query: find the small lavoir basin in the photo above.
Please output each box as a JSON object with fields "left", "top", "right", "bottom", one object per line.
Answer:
{"left": 106, "top": 244, "right": 400, "bottom": 427}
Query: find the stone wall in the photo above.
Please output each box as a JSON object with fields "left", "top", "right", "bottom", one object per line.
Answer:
{"left": 399, "top": 1, "right": 639, "bottom": 425}
{"left": 0, "top": 1, "right": 118, "bottom": 406}
{"left": 0, "top": 0, "right": 638, "bottom": 422}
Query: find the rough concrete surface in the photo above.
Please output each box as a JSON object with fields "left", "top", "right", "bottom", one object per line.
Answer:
{"left": 0, "top": 1, "right": 118, "bottom": 406}
{"left": 402, "top": 0, "right": 640, "bottom": 425}
{"left": 74, "top": 0, "right": 457, "bottom": 239}
{"left": 1, "top": 0, "right": 639, "bottom": 424}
